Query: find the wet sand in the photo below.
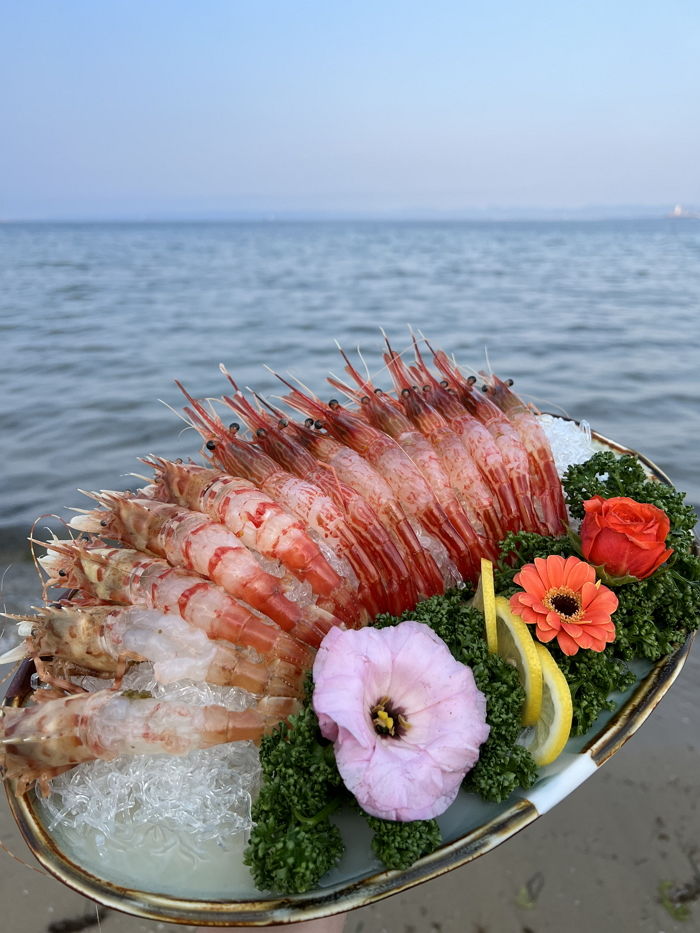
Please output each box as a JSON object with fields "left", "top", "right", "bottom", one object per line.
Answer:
{"left": 2, "top": 559, "right": 698, "bottom": 933}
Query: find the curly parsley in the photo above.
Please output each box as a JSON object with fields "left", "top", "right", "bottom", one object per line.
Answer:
{"left": 375, "top": 589, "right": 538, "bottom": 802}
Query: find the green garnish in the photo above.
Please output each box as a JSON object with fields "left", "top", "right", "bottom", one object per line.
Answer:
{"left": 245, "top": 451, "right": 699, "bottom": 894}
{"left": 376, "top": 588, "right": 538, "bottom": 801}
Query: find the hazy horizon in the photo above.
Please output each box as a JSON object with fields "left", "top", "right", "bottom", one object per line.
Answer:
{"left": 2, "top": 1, "right": 699, "bottom": 220}
{"left": 1, "top": 205, "right": 693, "bottom": 223}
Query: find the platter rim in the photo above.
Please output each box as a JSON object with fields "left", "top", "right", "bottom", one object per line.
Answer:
{"left": 3, "top": 422, "right": 696, "bottom": 925}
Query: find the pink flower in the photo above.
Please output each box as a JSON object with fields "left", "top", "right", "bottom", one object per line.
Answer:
{"left": 312, "top": 621, "right": 490, "bottom": 822}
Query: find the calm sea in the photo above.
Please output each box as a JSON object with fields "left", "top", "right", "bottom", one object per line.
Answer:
{"left": 1, "top": 219, "right": 699, "bottom": 565}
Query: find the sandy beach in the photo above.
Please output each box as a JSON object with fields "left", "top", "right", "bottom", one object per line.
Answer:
{"left": 2, "top": 556, "right": 698, "bottom": 933}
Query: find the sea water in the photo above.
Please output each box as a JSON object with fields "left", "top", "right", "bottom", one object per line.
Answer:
{"left": 1, "top": 218, "right": 698, "bottom": 559}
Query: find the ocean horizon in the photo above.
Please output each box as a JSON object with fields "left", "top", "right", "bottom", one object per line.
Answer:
{"left": 1, "top": 217, "right": 698, "bottom": 561}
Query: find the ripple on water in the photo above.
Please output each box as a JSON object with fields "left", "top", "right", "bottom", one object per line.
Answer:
{"left": 2, "top": 219, "right": 699, "bottom": 535}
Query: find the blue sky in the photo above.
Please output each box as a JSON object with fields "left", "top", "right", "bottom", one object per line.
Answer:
{"left": 2, "top": 1, "right": 699, "bottom": 218}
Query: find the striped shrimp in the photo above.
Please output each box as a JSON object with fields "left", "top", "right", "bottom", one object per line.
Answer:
{"left": 221, "top": 385, "right": 415, "bottom": 614}
{"left": 408, "top": 338, "right": 539, "bottom": 533}
{"left": 1, "top": 688, "right": 298, "bottom": 795}
{"left": 264, "top": 409, "right": 442, "bottom": 602}
{"left": 0, "top": 603, "right": 303, "bottom": 697}
{"left": 142, "top": 458, "right": 362, "bottom": 626}
{"left": 382, "top": 345, "right": 507, "bottom": 548}
{"left": 327, "top": 350, "right": 484, "bottom": 578}
{"left": 176, "top": 382, "right": 387, "bottom": 617}
{"left": 428, "top": 345, "right": 556, "bottom": 535}
{"left": 37, "top": 538, "right": 314, "bottom": 671}
{"left": 73, "top": 494, "right": 341, "bottom": 648}
{"left": 479, "top": 372, "right": 568, "bottom": 534}
{"left": 279, "top": 378, "right": 467, "bottom": 588}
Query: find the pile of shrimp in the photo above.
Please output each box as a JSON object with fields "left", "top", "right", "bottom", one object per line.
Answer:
{"left": 1, "top": 335, "right": 567, "bottom": 794}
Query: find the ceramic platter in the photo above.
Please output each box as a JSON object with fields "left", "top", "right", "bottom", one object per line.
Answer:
{"left": 3, "top": 426, "right": 696, "bottom": 926}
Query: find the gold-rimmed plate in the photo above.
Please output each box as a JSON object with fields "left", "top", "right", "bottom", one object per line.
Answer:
{"left": 3, "top": 428, "right": 696, "bottom": 926}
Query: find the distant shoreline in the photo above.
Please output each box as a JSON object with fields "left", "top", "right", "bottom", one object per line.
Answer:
{"left": 2, "top": 213, "right": 698, "bottom": 225}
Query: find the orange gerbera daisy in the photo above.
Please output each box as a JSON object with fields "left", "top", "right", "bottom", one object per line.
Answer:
{"left": 509, "top": 555, "right": 618, "bottom": 656}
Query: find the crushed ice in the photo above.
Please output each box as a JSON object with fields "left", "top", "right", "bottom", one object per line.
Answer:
{"left": 539, "top": 414, "right": 596, "bottom": 476}
{"left": 39, "top": 414, "right": 596, "bottom": 856}
{"left": 41, "top": 664, "right": 261, "bottom": 857}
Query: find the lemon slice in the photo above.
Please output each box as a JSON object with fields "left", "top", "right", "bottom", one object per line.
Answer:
{"left": 494, "top": 597, "right": 543, "bottom": 726}
{"left": 472, "top": 558, "right": 498, "bottom": 653}
{"left": 525, "top": 643, "right": 573, "bottom": 766}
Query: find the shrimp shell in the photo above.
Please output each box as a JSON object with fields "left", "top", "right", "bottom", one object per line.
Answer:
{"left": 3, "top": 603, "right": 303, "bottom": 696}
{"left": 1, "top": 689, "right": 298, "bottom": 795}
{"left": 37, "top": 538, "right": 314, "bottom": 671}
{"left": 143, "top": 458, "right": 359, "bottom": 624}
{"left": 176, "top": 384, "right": 386, "bottom": 617}
{"left": 77, "top": 494, "right": 341, "bottom": 648}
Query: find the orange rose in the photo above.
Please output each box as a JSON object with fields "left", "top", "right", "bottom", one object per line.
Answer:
{"left": 580, "top": 496, "right": 673, "bottom": 581}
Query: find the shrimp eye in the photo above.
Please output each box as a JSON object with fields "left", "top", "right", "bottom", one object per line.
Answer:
{"left": 373, "top": 387, "right": 383, "bottom": 395}
{"left": 360, "top": 395, "right": 370, "bottom": 404}
{"left": 206, "top": 440, "right": 217, "bottom": 451}
{"left": 58, "top": 569, "right": 67, "bottom": 577}
{"left": 481, "top": 385, "right": 489, "bottom": 393}
{"left": 506, "top": 378, "right": 514, "bottom": 386}
{"left": 278, "top": 418, "right": 288, "bottom": 428}
{"left": 328, "top": 398, "right": 339, "bottom": 409}
{"left": 401, "top": 388, "right": 411, "bottom": 397}
{"left": 256, "top": 428, "right": 267, "bottom": 438}
{"left": 304, "top": 417, "right": 315, "bottom": 428}
{"left": 100, "top": 520, "right": 107, "bottom": 527}
{"left": 440, "top": 379, "right": 449, "bottom": 388}
{"left": 314, "top": 419, "right": 325, "bottom": 430}
{"left": 228, "top": 422, "right": 240, "bottom": 433}
{"left": 423, "top": 384, "right": 430, "bottom": 392}
{"left": 467, "top": 376, "right": 477, "bottom": 386}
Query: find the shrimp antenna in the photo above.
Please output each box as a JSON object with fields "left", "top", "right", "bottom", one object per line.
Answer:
{"left": 219, "top": 363, "right": 242, "bottom": 395}
{"left": 333, "top": 340, "right": 373, "bottom": 396}
{"left": 126, "top": 472, "right": 152, "bottom": 483}
{"left": 265, "top": 365, "right": 321, "bottom": 402}
{"left": 326, "top": 370, "right": 359, "bottom": 404}
{"left": 250, "top": 390, "right": 285, "bottom": 420}
{"left": 159, "top": 397, "right": 196, "bottom": 431}
{"left": 332, "top": 339, "right": 372, "bottom": 391}
{"left": 367, "top": 328, "right": 413, "bottom": 388}
{"left": 175, "top": 380, "right": 229, "bottom": 442}
{"left": 356, "top": 345, "right": 373, "bottom": 384}
{"left": 28, "top": 515, "right": 74, "bottom": 597}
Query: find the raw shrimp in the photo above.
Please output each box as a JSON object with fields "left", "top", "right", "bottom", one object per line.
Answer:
{"left": 328, "top": 349, "right": 484, "bottom": 578}
{"left": 37, "top": 538, "right": 314, "bottom": 671}
{"left": 75, "top": 494, "right": 340, "bottom": 648}
{"left": 143, "top": 458, "right": 359, "bottom": 624}
{"left": 1, "top": 688, "right": 298, "bottom": 794}
{"left": 428, "top": 344, "right": 555, "bottom": 535}
{"left": 279, "top": 377, "right": 471, "bottom": 585}
{"left": 0, "top": 603, "right": 303, "bottom": 697}
{"left": 381, "top": 351, "right": 505, "bottom": 551}
{"left": 221, "top": 385, "right": 415, "bottom": 614}
{"left": 408, "top": 338, "right": 539, "bottom": 533}
{"left": 479, "top": 372, "right": 567, "bottom": 533}
{"left": 269, "top": 410, "right": 442, "bottom": 602}
{"left": 176, "top": 382, "right": 386, "bottom": 617}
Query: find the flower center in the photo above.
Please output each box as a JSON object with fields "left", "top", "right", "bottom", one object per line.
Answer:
{"left": 544, "top": 586, "right": 583, "bottom": 621}
{"left": 370, "top": 696, "right": 409, "bottom": 738}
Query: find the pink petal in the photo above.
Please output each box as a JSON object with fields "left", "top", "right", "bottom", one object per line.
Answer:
{"left": 312, "top": 621, "right": 490, "bottom": 822}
